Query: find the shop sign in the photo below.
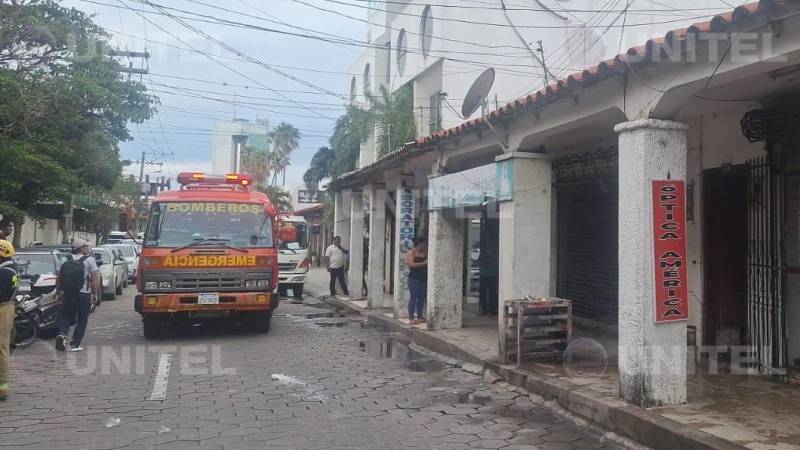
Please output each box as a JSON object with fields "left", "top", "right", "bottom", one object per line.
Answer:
{"left": 652, "top": 180, "right": 689, "bottom": 323}
{"left": 398, "top": 187, "right": 416, "bottom": 280}
{"left": 428, "top": 160, "right": 514, "bottom": 210}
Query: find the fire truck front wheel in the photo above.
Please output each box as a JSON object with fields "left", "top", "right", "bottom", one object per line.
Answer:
{"left": 249, "top": 310, "right": 272, "bottom": 333}
{"left": 142, "top": 315, "right": 165, "bottom": 340}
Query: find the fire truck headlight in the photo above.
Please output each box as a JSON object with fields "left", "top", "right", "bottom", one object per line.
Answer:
{"left": 158, "top": 281, "right": 172, "bottom": 289}
{"left": 145, "top": 281, "right": 158, "bottom": 290}
{"left": 245, "top": 280, "right": 257, "bottom": 288}
{"left": 257, "top": 279, "right": 270, "bottom": 288}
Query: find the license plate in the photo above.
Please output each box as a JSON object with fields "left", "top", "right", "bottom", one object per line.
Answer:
{"left": 198, "top": 293, "right": 219, "bottom": 305}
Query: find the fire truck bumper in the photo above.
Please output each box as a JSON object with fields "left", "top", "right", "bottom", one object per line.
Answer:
{"left": 135, "top": 292, "right": 277, "bottom": 315}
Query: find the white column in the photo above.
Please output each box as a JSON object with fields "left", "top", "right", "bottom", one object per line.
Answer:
{"left": 426, "top": 208, "right": 464, "bottom": 329}
{"left": 393, "top": 186, "right": 417, "bottom": 319}
{"left": 616, "top": 119, "right": 688, "bottom": 408}
{"left": 348, "top": 191, "right": 365, "bottom": 300}
{"left": 333, "top": 191, "right": 351, "bottom": 248}
{"left": 367, "top": 187, "right": 387, "bottom": 309}
{"left": 497, "top": 153, "right": 553, "bottom": 355}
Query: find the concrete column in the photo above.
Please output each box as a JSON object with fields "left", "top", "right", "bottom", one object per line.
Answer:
{"left": 497, "top": 153, "right": 553, "bottom": 355}
{"left": 393, "top": 186, "right": 417, "bottom": 319}
{"left": 348, "top": 191, "right": 365, "bottom": 300}
{"left": 426, "top": 208, "right": 464, "bottom": 329}
{"left": 367, "top": 187, "right": 387, "bottom": 309}
{"left": 615, "top": 119, "right": 689, "bottom": 408}
{"left": 333, "top": 191, "right": 351, "bottom": 248}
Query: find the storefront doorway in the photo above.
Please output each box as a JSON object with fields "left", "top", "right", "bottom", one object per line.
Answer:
{"left": 553, "top": 147, "right": 619, "bottom": 327}
{"left": 463, "top": 206, "right": 499, "bottom": 316}
{"left": 555, "top": 177, "right": 619, "bottom": 325}
{"left": 703, "top": 167, "right": 748, "bottom": 348}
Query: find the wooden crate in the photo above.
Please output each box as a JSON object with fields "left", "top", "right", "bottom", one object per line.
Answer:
{"left": 501, "top": 298, "right": 572, "bottom": 365}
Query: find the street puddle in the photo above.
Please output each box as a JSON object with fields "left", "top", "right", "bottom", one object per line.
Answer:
{"left": 360, "top": 336, "right": 447, "bottom": 373}
{"left": 271, "top": 373, "right": 329, "bottom": 402}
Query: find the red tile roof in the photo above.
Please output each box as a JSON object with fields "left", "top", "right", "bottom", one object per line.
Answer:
{"left": 330, "top": 0, "right": 794, "bottom": 188}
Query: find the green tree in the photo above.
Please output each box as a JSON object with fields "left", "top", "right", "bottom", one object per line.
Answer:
{"left": 366, "top": 84, "right": 417, "bottom": 158}
{"left": 302, "top": 84, "right": 416, "bottom": 187}
{"left": 303, "top": 105, "right": 371, "bottom": 187}
{"left": 268, "top": 122, "right": 301, "bottom": 186}
{"left": 302, "top": 146, "right": 334, "bottom": 188}
{"left": 241, "top": 145, "right": 272, "bottom": 191}
{"left": 0, "top": 0, "right": 156, "bottom": 244}
{"left": 81, "top": 177, "right": 141, "bottom": 242}
{"left": 261, "top": 186, "right": 292, "bottom": 212}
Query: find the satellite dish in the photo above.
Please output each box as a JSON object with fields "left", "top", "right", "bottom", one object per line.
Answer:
{"left": 461, "top": 68, "right": 496, "bottom": 118}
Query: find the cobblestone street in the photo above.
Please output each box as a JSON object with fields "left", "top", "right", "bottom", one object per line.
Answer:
{"left": 1, "top": 288, "right": 623, "bottom": 450}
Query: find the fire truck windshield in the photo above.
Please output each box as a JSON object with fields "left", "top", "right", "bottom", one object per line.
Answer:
{"left": 144, "top": 202, "right": 273, "bottom": 248}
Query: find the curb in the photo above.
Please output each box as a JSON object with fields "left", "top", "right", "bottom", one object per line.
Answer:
{"left": 308, "top": 290, "right": 749, "bottom": 450}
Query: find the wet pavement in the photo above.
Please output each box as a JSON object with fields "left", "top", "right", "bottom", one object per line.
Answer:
{"left": 1, "top": 286, "right": 624, "bottom": 449}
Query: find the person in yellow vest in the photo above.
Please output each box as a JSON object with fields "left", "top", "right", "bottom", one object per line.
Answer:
{"left": 0, "top": 240, "right": 20, "bottom": 401}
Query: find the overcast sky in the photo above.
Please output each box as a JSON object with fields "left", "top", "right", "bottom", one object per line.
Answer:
{"left": 62, "top": 0, "right": 364, "bottom": 188}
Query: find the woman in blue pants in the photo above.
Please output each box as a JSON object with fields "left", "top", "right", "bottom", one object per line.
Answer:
{"left": 405, "top": 237, "right": 428, "bottom": 325}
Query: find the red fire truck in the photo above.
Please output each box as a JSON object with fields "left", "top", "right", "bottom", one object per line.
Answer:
{"left": 134, "top": 172, "right": 294, "bottom": 339}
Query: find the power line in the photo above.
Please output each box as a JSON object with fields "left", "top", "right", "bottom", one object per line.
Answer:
{"left": 309, "top": 0, "right": 718, "bottom": 29}
{"left": 338, "top": 0, "right": 736, "bottom": 13}
{"left": 140, "top": 0, "right": 351, "bottom": 103}
{"left": 113, "top": 0, "right": 335, "bottom": 119}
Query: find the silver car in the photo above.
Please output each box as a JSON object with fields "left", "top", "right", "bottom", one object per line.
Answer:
{"left": 104, "top": 243, "right": 139, "bottom": 282}
{"left": 94, "top": 248, "right": 126, "bottom": 300}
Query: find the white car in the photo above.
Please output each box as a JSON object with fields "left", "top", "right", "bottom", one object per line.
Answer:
{"left": 106, "top": 231, "right": 127, "bottom": 244}
{"left": 94, "top": 247, "right": 126, "bottom": 300}
{"left": 104, "top": 243, "right": 139, "bottom": 282}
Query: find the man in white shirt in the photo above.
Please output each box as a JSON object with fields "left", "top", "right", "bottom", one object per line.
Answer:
{"left": 324, "top": 236, "right": 349, "bottom": 296}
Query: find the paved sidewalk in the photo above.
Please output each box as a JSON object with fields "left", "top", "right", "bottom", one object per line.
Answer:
{"left": 304, "top": 269, "right": 763, "bottom": 450}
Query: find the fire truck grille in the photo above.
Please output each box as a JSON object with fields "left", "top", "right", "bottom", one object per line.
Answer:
{"left": 174, "top": 272, "right": 244, "bottom": 291}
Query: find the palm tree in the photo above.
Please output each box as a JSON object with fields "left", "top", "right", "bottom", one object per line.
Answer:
{"left": 261, "top": 185, "right": 292, "bottom": 212}
{"left": 268, "top": 122, "right": 301, "bottom": 186}
{"left": 366, "top": 84, "right": 416, "bottom": 157}
{"left": 241, "top": 146, "right": 272, "bottom": 190}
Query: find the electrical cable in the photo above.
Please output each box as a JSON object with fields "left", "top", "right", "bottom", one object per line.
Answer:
{"left": 113, "top": 0, "right": 335, "bottom": 119}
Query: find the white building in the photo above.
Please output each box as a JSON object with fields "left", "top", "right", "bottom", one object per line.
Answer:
{"left": 211, "top": 118, "right": 270, "bottom": 174}
{"left": 347, "top": 0, "right": 733, "bottom": 167}
{"left": 331, "top": 2, "right": 800, "bottom": 444}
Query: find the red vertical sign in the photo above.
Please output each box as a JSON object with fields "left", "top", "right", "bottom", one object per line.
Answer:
{"left": 652, "top": 180, "right": 689, "bottom": 323}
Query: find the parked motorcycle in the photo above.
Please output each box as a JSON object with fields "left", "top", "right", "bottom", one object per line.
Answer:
{"left": 12, "top": 294, "right": 39, "bottom": 347}
{"left": 11, "top": 275, "right": 62, "bottom": 347}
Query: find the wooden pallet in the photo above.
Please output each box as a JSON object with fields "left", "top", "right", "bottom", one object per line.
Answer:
{"left": 501, "top": 297, "right": 573, "bottom": 365}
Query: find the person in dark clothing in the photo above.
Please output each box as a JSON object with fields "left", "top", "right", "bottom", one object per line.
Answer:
{"left": 479, "top": 242, "right": 499, "bottom": 315}
{"left": 405, "top": 237, "right": 428, "bottom": 325}
{"left": 0, "top": 239, "right": 19, "bottom": 401}
{"left": 55, "top": 239, "right": 100, "bottom": 352}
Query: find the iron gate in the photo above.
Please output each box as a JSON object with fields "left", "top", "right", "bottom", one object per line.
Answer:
{"left": 746, "top": 156, "right": 788, "bottom": 374}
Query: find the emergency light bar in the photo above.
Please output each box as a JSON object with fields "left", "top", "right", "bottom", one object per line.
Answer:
{"left": 177, "top": 172, "right": 252, "bottom": 187}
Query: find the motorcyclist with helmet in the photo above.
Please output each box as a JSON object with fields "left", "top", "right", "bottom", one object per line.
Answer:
{"left": 0, "top": 239, "right": 20, "bottom": 401}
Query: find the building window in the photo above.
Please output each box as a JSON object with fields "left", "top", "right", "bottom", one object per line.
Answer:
{"left": 420, "top": 5, "right": 433, "bottom": 57}
{"left": 397, "top": 29, "right": 408, "bottom": 75}
{"left": 363, "top": 63, "right": 371, "bottom": 94}
{"left": 350, "top": 76, "right": 357, "bottom": 102}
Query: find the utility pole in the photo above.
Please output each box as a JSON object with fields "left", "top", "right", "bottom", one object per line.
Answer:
{"left": 136, "top": 152, "right": 164, "bottom": 184}
{"left": 537, "top": 41, "right": 550, "bottom": 86}
{"left": 110, "top": 50, "right": 150, "bottom": 79}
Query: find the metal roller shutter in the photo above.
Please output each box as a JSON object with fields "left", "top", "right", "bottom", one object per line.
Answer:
{"left": 553, "top": 147, "right": 619, "bottom": 325}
